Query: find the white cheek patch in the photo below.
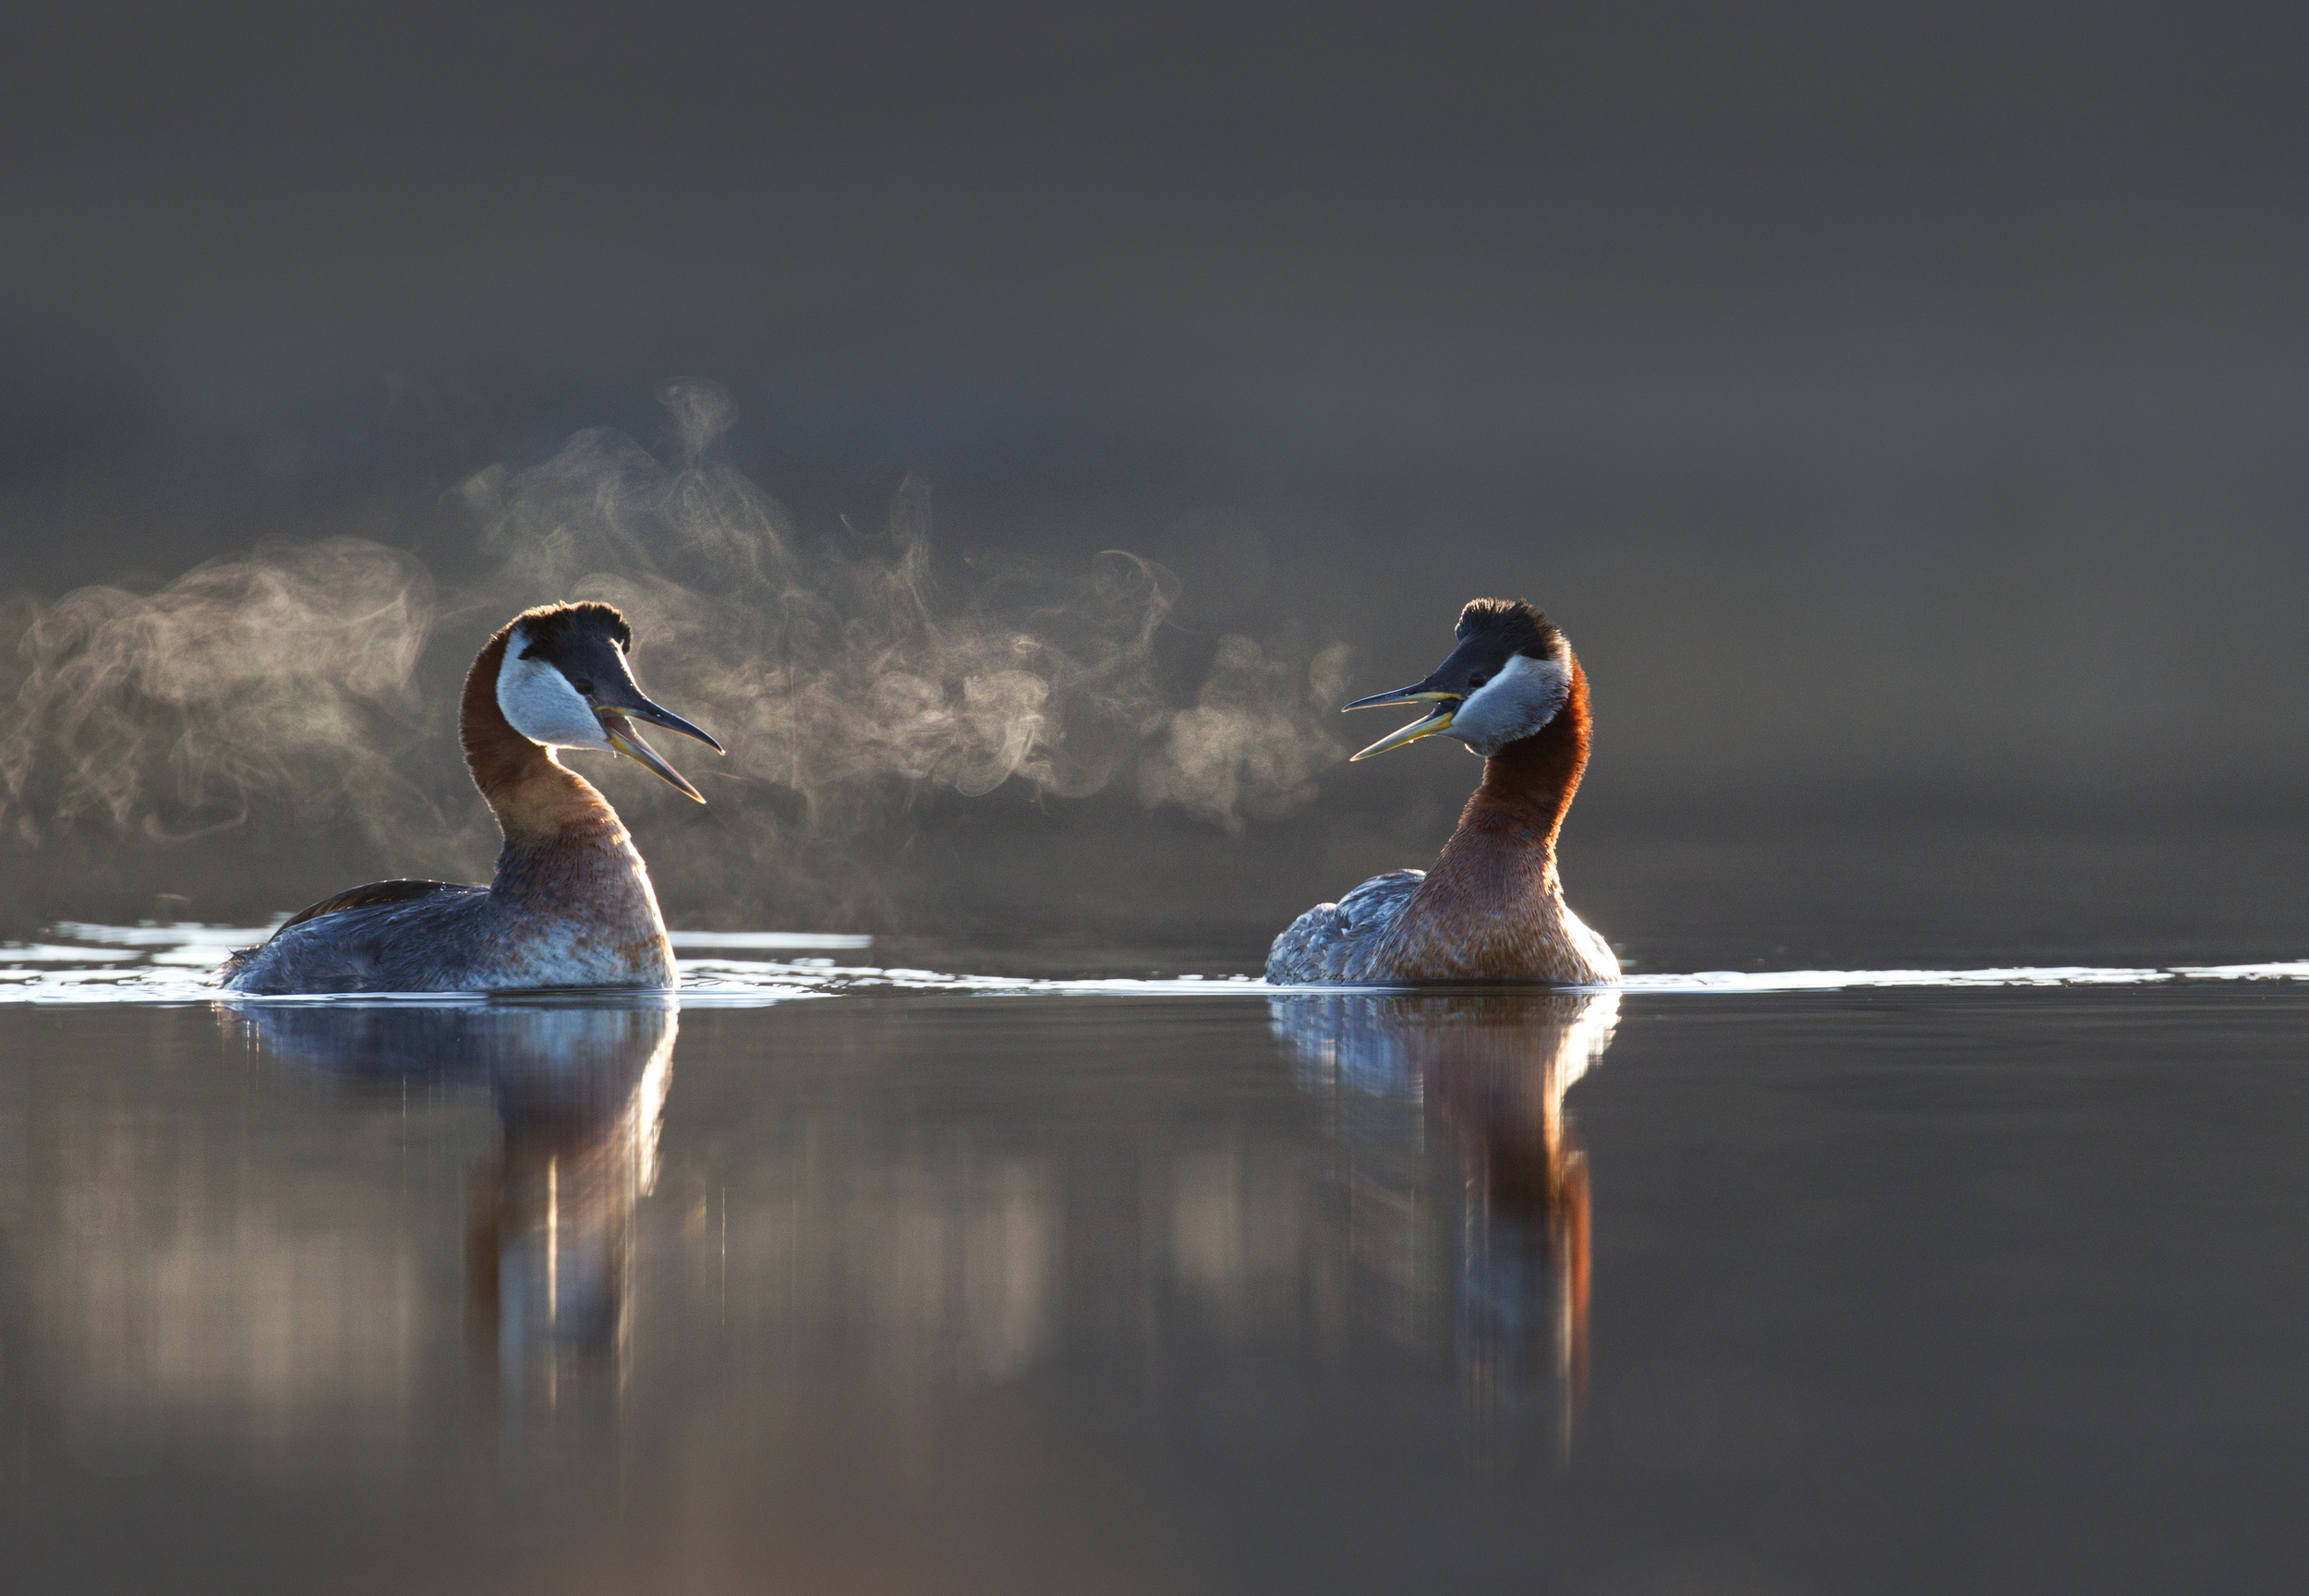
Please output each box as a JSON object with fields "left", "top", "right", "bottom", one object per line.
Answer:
{"left": 1446, "top": 652, "right": 1570, "bottom": 756}
{"left": 497, "top": 645, "right": 615, "bottom": 752}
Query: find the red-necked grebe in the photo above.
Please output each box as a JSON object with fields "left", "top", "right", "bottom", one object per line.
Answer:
{"left": 221, "top": 601, "right": 721, "bottom": 994}
{"left": 1265, "top": 598, "right": 1618, "bottom": 985}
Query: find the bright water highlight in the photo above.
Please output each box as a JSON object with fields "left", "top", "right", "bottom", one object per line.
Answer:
{"left": 7, "top": 923, "right": 2308, "bottom": 1004}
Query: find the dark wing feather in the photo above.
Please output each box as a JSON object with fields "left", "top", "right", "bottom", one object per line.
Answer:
{"left": 219, "top": 880, "right": 486, "bottom": 988}
{"left": 272, "top": 879, "right": 475, "bottom": 937}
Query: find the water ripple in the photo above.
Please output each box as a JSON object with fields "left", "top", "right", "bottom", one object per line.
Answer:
{"left": 4, "top": 924, "right": 2305, "bottom": 1005}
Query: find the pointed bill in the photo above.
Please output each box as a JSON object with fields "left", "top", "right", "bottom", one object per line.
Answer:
{"left": 1342, "top": 684, "right": 1457, "bottom": 712}
{"left": 610, "top": 697, "right": 723, "bottom": 754}
{"left": 600, "top": 712, "right": 708, "bottom": 802}
{"left": 1348, "top": 702, "right": 1457, "bottom": 761}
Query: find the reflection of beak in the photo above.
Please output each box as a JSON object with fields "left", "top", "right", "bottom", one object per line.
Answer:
{"left": 595, "top": 701, "right": 723, "bottom": 803}
{"left": 1343, "top": 683, "right": 1459, "bottom": 762}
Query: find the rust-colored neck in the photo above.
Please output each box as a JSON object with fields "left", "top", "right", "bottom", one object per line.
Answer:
{"left": 460, "top": 628, "right": 619, "bottom": 846}
{"left": 1456, "top": 658, "right": 1590, "bottom": 855}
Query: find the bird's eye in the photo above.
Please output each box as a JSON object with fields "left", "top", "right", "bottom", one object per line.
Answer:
{"left": 572, "top": 680, "right": 595, "bottom": 695}
{"left": 1469, "top": 674, "right": 1489, "bottom": 691}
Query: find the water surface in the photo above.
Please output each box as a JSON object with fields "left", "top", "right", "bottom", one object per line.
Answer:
{"left": 4, "top": 979, "right": 2305, "bottom": 1592}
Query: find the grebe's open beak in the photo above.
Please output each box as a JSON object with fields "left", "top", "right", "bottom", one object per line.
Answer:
{"left": 1342, "top": 683, "right": 1460, "bottom": 762}
{"left": 591, "top": 695, "right": 725, "bottom": 804}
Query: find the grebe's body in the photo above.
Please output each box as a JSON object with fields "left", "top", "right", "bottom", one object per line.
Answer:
{"left": 223, "top": 603, "right": 720, "bottom": 995}
{"left": 1267, "top": 599, "right": 1618, "bottom": 986}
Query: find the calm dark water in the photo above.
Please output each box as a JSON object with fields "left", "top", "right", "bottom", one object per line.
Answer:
{"left": 3, "top": 985, "right": 2306, "bottom": 1593}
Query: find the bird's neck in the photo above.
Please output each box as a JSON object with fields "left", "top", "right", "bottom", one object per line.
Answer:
{"left": 461, "top": 631, "right": 623, "bottom": 850}
{"left": 1449, "top": 659, "right": 1591, "bottom": 860}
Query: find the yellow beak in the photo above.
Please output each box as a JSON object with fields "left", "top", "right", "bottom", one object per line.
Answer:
{"left": 600, "top": 713, "right": 708, "bottom": 802}
{"left": 1348, "top": 701, "right": 1458, "bottom": 761}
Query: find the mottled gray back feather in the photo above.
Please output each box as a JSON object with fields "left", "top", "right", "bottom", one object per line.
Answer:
{"left": 1264, "top": 868, "right": 1423, "bottom": 984}
{"left": 221, "top": 882, "right": 495, "bottom": 993}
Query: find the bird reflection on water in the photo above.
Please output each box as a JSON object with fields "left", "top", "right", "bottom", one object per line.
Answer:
{"left": 226, "top": 999, "right": 673, "bottom": 1481}
{"left": 1269, "top": 989, "right": 1617, "bottom": 1444}
{"left": 223, "top": 990, "right": 1614, "bottom": 1457}
{"left": 170, "top": 982, "right": 1619, "bottom": 1555}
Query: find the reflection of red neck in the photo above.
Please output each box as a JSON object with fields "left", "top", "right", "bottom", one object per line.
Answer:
{"left": 1458, "top": 659, "right": 1590, "bottom": 853}
{"left": 1426, "top": 1048, "right": 1591, "bottom": 1406}
{"left": 459, "top": 629, "right": 616, "bottom": 846}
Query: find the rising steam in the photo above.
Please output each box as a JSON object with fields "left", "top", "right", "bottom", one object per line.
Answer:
{"left": 456, "top": 397, "right": 1182, "bottom": 810}
{"left": 0, "top": 383, "right": 1350, "bottom": 902}
{"left": 0, "top": 541, "right": 440, "bottom": 846}
{"left": 1141, "top": 636, "right": 1355, "bottom": 830}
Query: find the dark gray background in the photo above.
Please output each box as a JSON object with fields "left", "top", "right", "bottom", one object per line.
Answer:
{"left": 4, "top": 2, "right": 2305, "bottom": 957}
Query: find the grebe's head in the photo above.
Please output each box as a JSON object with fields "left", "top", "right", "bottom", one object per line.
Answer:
{"left": 1344, "top": 598, "right": 1572, "bottom": 761}
{"left": 495, "top": 601, "right": 726, "bottom": 801}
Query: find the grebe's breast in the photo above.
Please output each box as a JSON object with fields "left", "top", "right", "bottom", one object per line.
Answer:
{"left": 1373, "top": 828, "right": 1619, "bottom": 985}
{"left": 478, "top": 821, "right": 677, "bottom": 989}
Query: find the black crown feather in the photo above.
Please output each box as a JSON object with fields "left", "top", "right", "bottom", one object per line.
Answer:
{"left": 1454, "top": 598, "right": 1560, "bottom": 659}
{"left": 514, "top": 600, "right": 634, "bottom": 658}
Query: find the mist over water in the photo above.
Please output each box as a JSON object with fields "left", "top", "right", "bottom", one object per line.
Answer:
{"left": 0, "top": 383, "right": 1352, "bottom": 928}
{"left": 0, "top": 539, "right": 440, "bottom": 846}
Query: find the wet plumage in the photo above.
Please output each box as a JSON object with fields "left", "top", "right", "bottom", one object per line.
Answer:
{"left": 1266, "top": 598, "right": 1618, "bottom": 986}
{"left": 222, "top": 602, "right": 721, "bottom": 994}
